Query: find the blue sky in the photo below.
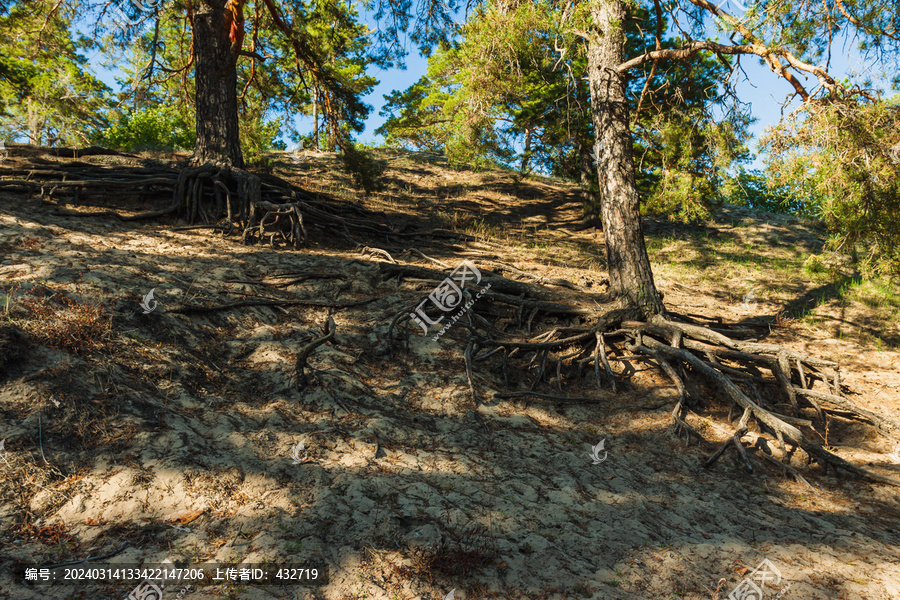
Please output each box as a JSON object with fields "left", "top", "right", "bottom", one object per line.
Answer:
{"left": 305, "top": 15, "right": 893, "bottom": 170}
{"left": 82, "top": 5, "right": 895, "bottom": 171}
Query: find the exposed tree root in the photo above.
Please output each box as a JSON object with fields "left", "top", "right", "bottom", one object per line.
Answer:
{"left": 4, "top": 146, "right": 897, "bottom": 488}
{"left": 294, "top": 316, "right": 336, "bottom": 390}
{"left": 0, "top": 147, "right": 463, "bottom": 248}
{"left": 1, "top": 143, "right": 132, "bottom": 159}
{"left": 493, "top": 390, "right": 607, "bottom": 403}
{"left": 170, "top": 296, "right": 380, "bottom": 314}
{"left": 385, "top": 265, "right": 900, "bottom": 488}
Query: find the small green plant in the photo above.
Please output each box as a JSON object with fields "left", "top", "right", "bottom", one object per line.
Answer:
{"left": 101, "top": 106, "right": 195, "bottom": 151}
{"left": 340, "top": 142, "right": 385, "bottom": 194}
{"left": 803, "top": 253, "right": 826, "bottom": 275}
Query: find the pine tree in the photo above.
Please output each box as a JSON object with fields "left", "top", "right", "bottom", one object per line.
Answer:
{"left": 0, "top": 1, "right": 111, "bottom": 146}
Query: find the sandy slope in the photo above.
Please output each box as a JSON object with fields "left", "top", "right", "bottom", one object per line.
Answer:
{"left": 0, "top": 150, "right": 899, "bottom": 600}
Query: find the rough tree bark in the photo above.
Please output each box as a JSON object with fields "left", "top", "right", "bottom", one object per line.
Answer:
{"left": 192, "top": 0, "right": 244, "bottom": 168}
{"left": 312, "top": 84, "right": 320, "bottom": 150}
{"left": 587, "top": 0, "right": 664, "bottom": 315}
{"left": 520, "top": 127, "right": 533, "bottom": 173}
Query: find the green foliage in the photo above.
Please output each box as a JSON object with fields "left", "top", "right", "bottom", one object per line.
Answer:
{"left": 378, "top": 78, "right": 446, "bottom": 153}
{"left": 100, "top": 0, "right": 381, "bottom": 162}
{"left": 378, "top": 2, "right": 569, "bottom": 170}
{"left": 764, "top": 95, "right": 900, "bottom": 277}
{"left": 240, "top": 102, "right": 287, "bottom": 167}
{"left": 637, "top": 104, "right": 752, "bottom": 222}
{"left": 378, "top": 2, "right": 751, "bottom": 221}
{"left": 725, "top": 169, "right": 816, "bottom": 216}
{"left": 339, "top": 140, "right": 384, "bottom": 194}
{"left": 100, "top": 106, "right": 195, "bottom": 151}
{"left": 0, "top": 1, "right": 111, "bottom": 145}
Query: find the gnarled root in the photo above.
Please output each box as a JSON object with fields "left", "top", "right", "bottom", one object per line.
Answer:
{"left": 387, "top": 270, "right": 900, "bottom": 487}
{"left": 294, "top": 316, "right": 336, "bottom": 390}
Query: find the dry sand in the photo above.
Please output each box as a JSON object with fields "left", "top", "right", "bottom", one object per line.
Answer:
{"left": 0, "top": 150, "right": 899, "bottom": 600}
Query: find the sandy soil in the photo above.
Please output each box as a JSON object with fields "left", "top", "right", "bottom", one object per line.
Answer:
{"left": 0, "top": 149, "right": 899, "bottom": 600}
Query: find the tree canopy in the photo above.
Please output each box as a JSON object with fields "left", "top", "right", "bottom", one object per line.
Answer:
{"left": 0, "top": 0, "right": 898, "bottom": 274}
{"left": 0, "top": 1, "right": 111, "bottom": 145}
{"left": 377, "top": 0, "right": 755, "bottom": 221}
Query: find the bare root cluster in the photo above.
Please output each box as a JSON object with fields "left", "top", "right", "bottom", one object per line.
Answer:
{"left": 385, "top": 262, "right": 900, "bottom": 488}
{"left": 0, "top": 156, "right": 307, "bottom": 247}
{"left": 0, "top": 147, "right": 446, "bottom": 248}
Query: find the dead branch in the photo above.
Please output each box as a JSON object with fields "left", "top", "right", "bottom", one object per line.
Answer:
{"left": 295, "top": 317, "right": 336, "bottom": 390}
{"left": 478, "top": 260, "right": 586, "bottom": 291}
{"left": 795, "top": 387, "right": 900, "bottom": 436}
{"left": 493, "top": 391, "right": 603, "bottom": 403}
{"left": 2, "top": 144, "right": 131, "bottom": 159}
{"left": 171, "top": 296, "right": 379, "bottom": 314}
{"left": 226, "top": 273, "right": 347, "bottom": 287}
{"left": 378, "top": 261, "right": 611, "bottom": 305}
{"left": 640, "top": 336, "right": 900, "bottom": 486}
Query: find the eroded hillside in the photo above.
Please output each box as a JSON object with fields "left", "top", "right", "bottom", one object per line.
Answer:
{"left": 1, "top": 148, "right": 899, "bottom": 600}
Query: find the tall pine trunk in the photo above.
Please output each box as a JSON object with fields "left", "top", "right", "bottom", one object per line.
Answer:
{"left": 312, "top": 84, "right": 320, "bottom": 151}
{"left": 587, "top": 0, "right": 664, "bottom": 315}
{"left": 520, "top": 127, "right": 533, "bottom": 173}
{"left": 192, "top": 0, "right": 244, "bottom": 168}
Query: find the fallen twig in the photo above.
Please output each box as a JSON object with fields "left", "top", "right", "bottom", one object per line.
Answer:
{"left": 41, "top": 542, "right": 130, "bottom": 569}
{"left": 171, "top": 296, "right": 379, "bottom": 314}
{"left": 295, "top": 317, "right": 336, "bottom": 390}
{"left": 494, "top": 390, "right": 602, "bottom": 403}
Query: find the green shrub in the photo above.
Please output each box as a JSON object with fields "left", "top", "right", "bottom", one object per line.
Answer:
{"left": 241, "top": 116, "right": 285, "bottom": 168}
{"left": 100, "top": 106, "right": 195, "bottom": 151}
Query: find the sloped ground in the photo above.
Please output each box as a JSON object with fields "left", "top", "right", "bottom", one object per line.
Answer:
{"left": 0, "top": 148, "right": 898, "bottom": 600}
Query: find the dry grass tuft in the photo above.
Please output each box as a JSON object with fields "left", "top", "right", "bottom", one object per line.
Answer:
{"left": 18, "top": 291, "right": 113, "bottom": 355}
{"left": 406, "top": 511, "right": 498, "bottom": 581}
